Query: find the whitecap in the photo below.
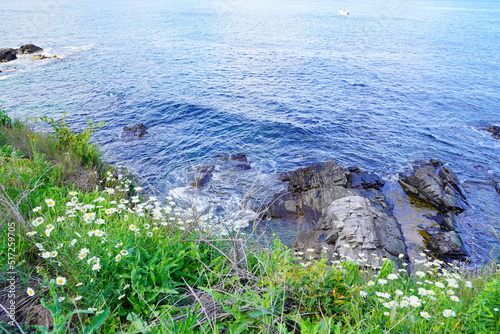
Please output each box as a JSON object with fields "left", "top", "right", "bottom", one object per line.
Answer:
{"left": 64, "top": 43, "right": 97, "bottom": 52}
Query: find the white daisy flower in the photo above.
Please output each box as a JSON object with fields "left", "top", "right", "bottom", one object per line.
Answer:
{"left": 45, "top": 199, "right": 56, "bottom": 207}
{"left": 56, "top": 277, "right": 67, "bottom": 285}
{"left": 442, "top": 309, "right": 456, "bottom": 318}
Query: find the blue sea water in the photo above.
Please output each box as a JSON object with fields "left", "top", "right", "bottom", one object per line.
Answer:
{"left": 1, "top": 0, "right": 499, "bottom": 261}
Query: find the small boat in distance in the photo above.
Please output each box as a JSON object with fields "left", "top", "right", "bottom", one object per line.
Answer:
{"left": 338, "top": 10, "right": 349, "bottom": 15}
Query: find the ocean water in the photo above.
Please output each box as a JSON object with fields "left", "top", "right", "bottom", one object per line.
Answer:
{"left": 1, "top": 0, "right": 499, "bottom": 262}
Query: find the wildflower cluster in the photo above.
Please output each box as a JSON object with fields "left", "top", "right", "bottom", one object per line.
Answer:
{"left": 21, "top": 168, "right": 233, "bottom": 320}
{"left": 356, "top": 254, "right": 483, "bottom": 327}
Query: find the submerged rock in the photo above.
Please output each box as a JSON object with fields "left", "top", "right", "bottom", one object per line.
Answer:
{"left": 189, "top": 153, "right": 252, "bottom": 189}
{"left": 121, "top": 123, "right": 148, "bottom": 140}
{"left": 429, "top": 212, "right": 461, "bottom": 232}
{"left": 31, "top": 54, "right": 57, "bottom": 61}
{"left": 399, "top": 160, "right": 468, "bottom": 213}
{"left": 222, "top": 152, "right": 251, "bottom": 170}
{"left": 487, "top": 125, "right": 500, "bottom": 140}
{"left": 0, "top": 66, "right": 16, "bottom": 73}
{"left": 191, "top": 165, "right": 215, "bottom": 188}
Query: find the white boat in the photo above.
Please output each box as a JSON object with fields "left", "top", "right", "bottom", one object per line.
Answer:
{"left": 338, "top": 10, "right": 349, "bottom": 15}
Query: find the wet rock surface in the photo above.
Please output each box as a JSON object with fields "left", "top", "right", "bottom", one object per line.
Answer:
{"left": 191, "top": 165, "right": 215, "bottom": 188}
{"left": 222, "top": 153, "right": 251, "bottom": 170}
{"left": 399, "top": 160, "right": 470, "bottom": 260}
{"left": 0, "top": 66, "right": 16, "bottom": 73}
{"left": 261, "top": 160, "right": 407, "bottom": 268}
{"left": 0, "top": 48, "right": 17, "bottom": 62}
{"left": 1, "top": 44, "right": 44, "bottom": 62}
{"left": 189, "top": 153, "right": 252, "bottom": 190}
{"left": 31, "top": 54, "right": 58, "bottom": 61}
{"left": 399, "top": 160, "right": 468, "bottom": 213}
{"left": 259, "top": 159, "right": 476, "bottom": 266}
{"left": 347, "top": 166, "right": 385, "bottom": 189}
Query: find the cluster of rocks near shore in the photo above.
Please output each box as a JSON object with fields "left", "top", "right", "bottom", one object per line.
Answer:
{"left": 0, "top": 44, "right": 56, "bottom": 64}
{"left": 258, "top": 159, "right": 474, "bottom": 268}
{"left": 180, "top": 148, "right": 478, "bottom": 268}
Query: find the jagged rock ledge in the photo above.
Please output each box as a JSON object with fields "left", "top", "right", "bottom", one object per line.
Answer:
{"left": 259, "top": 160, "right": 406, "bottom": 268}
{"left": 398, "top": 159, "right": 470, "bottom": 260}
{"left": 259, "top": 159, "right": 471, "bottom": 268}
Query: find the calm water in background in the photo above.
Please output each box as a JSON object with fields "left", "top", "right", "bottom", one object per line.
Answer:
{"left": 1, "top": 0, "right": 499, "bottom": 262}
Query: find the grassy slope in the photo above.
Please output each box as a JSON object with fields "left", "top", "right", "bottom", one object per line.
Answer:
{"left": 0, "top": 110, "right": 498, "bottom": 334}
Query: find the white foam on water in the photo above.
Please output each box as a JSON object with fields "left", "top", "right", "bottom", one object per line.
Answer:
{"left": 65, "top": 43, "right": 97, "bottom": 52}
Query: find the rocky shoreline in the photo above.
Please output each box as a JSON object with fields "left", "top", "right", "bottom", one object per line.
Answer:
{"left": 256, "top": 159, "right": 474, "bottom": 268}
{"left": 178, "top": 150, "right": 483, "bottom": 268}
{"left": 260, "top": 160, "right": 407, "bottom": 268}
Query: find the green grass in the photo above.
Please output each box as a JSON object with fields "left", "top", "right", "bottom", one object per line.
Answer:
{"left": 0, "top": 109, "right": 499, "bottom": 333}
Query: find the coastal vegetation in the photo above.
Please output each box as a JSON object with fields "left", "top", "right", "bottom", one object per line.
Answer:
{"left": 0, "top": 110, "right": 499, "bottom": 333}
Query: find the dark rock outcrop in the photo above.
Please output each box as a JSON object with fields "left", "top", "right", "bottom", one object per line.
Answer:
{"left": 121, "top": 123, "right": 148, "bottom": 140}
{"left": 262, "top": 160, "right": 406, "bottom": 268}
{"left": 261, "top": 159, "right": 472, "bottom": 265}
{"left": 487, "top": 126, "right": 500, "bottom": 140}
{"left": 429, "top": 212, "right": 461, "bottom": 232}
{"left": 265, "top": 161, "right": 353, "bottom": 222}
{"left": 423, "top": 227, "right": 470, "bottom": 260}
{"left": 399, "top": 160, "right": 468, "bottom": 213}
{"left": 399, "top": 160, "right": 469, "bottom": 260}
{"left": 1, "top": 44, "right": 43, "bottom": 62}
{"left": 347, "top": 166, "right": 385, "bottom": 189}
{"left": 284, "top": 160, "right": 348, "bottom": 192}
{"left": 0, "top": 49, "right": 17, "bottom": 62}
{"left": 17, "top": 44, "right": 43, "bottom": 55}
{"left": 191, "top": 165, "right": 215, "bottom": 188}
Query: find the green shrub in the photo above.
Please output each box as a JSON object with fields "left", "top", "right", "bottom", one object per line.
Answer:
{"left": 38, "top": 113, "right": 104, "bottom": 167}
